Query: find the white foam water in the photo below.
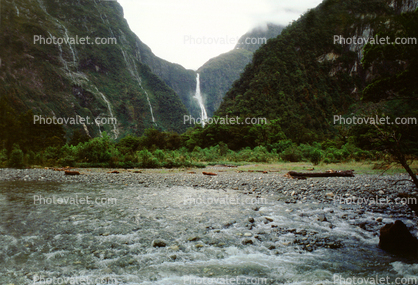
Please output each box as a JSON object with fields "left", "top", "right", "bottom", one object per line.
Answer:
{"left": 0, "top": 182, "right": 416, "bottom": 284}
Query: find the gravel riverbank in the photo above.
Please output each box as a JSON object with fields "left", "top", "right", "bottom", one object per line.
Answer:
{"left": 1, "top": 167, "right": 416, "bottom": 220}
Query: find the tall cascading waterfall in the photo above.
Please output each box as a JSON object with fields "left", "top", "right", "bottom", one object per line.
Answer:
{"left": 194, "top": 73, "right": 208, "bottom": 126}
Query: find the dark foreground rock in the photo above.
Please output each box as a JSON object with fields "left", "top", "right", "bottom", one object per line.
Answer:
{"left": 379, "top": 220, "right": 418, "bottom": 256}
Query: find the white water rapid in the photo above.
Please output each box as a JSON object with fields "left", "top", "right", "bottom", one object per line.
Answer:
{"left": 194, "top": 73, "right": 208, "bottom": 126}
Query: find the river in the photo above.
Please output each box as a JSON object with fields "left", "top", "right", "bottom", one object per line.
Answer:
{"left": 1, "top": 180, "right": 417, "bottom": 284}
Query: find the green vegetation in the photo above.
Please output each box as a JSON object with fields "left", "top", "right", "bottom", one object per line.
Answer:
{"left": 0, "top": 113, "right": 382, "bottom": 169}
{"left": 350, "top": 8, "right": 418, "bottom": 187}
{"left": 1, "top": 0, "right": 416, "bottom": 179}
{"left": 215, "top": 0, "right": 392, "bottom": 144}
{"left": 0, "top": 0, "right": 189, "bottom": 138}
{"left": 199, "top": 24, "right": 284, "bottom": 117}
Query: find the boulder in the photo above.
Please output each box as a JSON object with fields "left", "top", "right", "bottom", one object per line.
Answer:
{"left": 379, "top": 220, "right": 418, "bottom": 256}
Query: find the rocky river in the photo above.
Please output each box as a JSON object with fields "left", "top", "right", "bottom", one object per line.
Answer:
{"left": 1, "top": 167, "right": 417, "bottom": 284}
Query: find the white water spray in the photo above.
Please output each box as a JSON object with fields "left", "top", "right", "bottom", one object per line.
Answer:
{"left": 194, "top": 73, "right": 208, "bottom": 126}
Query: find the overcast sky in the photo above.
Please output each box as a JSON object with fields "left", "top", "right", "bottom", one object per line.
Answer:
{"left": 117, "top": 0, "right": 323, "bottom": 70}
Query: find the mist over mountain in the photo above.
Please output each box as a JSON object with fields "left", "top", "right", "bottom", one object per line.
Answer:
{"left": 214, "top": 0, "right": 418, "bottom": 145}
{"left": 198, "top": 23, "right": 285, "bottom": 117}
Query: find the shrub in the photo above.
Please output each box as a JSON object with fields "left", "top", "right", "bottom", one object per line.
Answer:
{"left": 281, "top": 144, "right": 302, "bottom": 162}
{"left": 0, "top": 149, "right": 8, "bottom": 165}
{"left": 310, "top": 148, "right": 322, "bottom": 165}
{"left": 9, "top": 144, "right": 25, "bottom": 168}
{"left": 137, "top": 149, "right": 160, "bottom": 168}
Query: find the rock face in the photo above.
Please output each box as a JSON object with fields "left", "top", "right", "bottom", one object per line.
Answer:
{"left": 1, "top": 0, "right": 189, "bottom": 137}
{"left": 379, "top": 220, "right": 418, "bottom": 256}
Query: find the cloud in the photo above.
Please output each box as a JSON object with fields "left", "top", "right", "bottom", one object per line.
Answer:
{"left": 118, "top": 0, "right": 323, "bottom": 70}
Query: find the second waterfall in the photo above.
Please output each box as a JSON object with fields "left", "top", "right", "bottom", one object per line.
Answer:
{"left": 194, "top": 73, "right": 208, "bottom": 126}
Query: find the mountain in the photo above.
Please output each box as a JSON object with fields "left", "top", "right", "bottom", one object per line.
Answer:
{"left": 136, "top": 43, "right": 201, "bottom": 119}
{"left": 0, "top": 0, "right": 190, "bottom": 139}
{"left": 197, "top": 24, "right": 284, "bottom": 117}
{"left": 215, "top": 0, "right": 418, "bottom": 144}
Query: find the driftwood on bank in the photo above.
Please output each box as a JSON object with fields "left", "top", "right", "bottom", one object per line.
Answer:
{"left": 202, "top": 171, "right": 217, "bottom": 176}
{"left": 285, "top": 170, "right": 354, "bottom": 179}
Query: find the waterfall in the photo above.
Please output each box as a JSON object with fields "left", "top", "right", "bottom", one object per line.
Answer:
{"left": 194, "top": 73, "right": 208, "bottom": 126}
{"left": 143, "top": 89, "right": 155, "bottom": 123}
{"left": 91, "top": 86, "right": 119, "bottom": 139}
{"left": 120, "top": 49, "right": 156, "bottom": 124}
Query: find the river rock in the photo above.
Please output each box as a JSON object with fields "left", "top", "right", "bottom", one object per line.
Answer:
{"left": 169, "top": 245, "right": 180, "bottom": 251}
{"left": 242, "top": 239, "right": 253, "bottom": 245}
{"left": 379, "top": 220, "right": 418, "bottom": 255}
{"left": 152, "top": 239, "right": 167, "bottom": 248}
{"left": 317, "top": 214, "right": 327, "bottom": 222}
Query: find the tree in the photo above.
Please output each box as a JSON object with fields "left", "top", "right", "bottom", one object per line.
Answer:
{"left": 359, "top": 9, "right": 418, "bottom": 188}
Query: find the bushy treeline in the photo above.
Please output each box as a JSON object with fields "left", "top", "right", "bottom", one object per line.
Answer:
{"left": 0, "top": 127, "right": 381, "bottom": 168}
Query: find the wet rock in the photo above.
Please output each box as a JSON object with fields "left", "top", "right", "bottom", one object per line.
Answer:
{"left": 187, "top": 236, "right": 200, "bottom": 242}
{"left": 376, "top": 217, "right": 383, "bottom": 222}
{"left": 325, "top": 192, "right": 334, "bottom": 198}
{"left": 169, "top": 245, "right": 179, "bottom": 251}
{"left": 242, "top": 239, "right": 253, "bottom": 245}
{"left": 358, "top": 222, "right": 367, "bottom": 230}
{"left": 317, "top": 214, "right": 327, "bottom": 222}
{"left": 379, "top": 220, "right": 418, "bottom": 255}
{"left": 265, "top": 217, "right": 274, "bottom": 223}
{"left": 223, "top": 222, "right": 235, "bottom": 229}
{"left": 151, "top": 239, "right": 167, "bottom": 248}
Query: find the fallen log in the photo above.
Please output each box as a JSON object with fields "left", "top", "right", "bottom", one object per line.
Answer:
{"left": 286, "top": 170, "right": 354, "bottom": 178}
{"left": 202, "top": 171, "right": 217, "bottom": 176}
{"left": 65, "top": 170, "right": 80, "bottom": 175}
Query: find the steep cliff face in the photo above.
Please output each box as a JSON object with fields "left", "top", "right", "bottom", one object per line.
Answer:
{"left": 0, "top": 0, "right": 189, "bottom": 138}
{"left": 197, "top": 24, "right": 284, "bottom": 117}
{"left": 216, "top": 0, "right": 417, "bottom": 143}
{"left": 137, "top": 43, "right": 201, "bottom": 119}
